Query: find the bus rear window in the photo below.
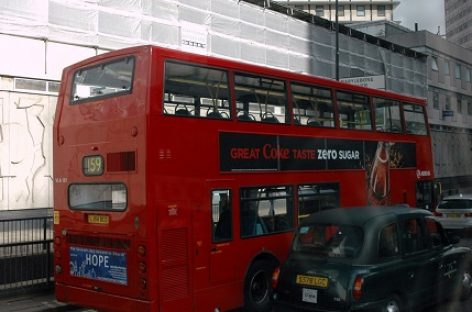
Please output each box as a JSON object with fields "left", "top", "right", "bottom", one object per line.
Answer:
{"left": 69, "top": 183, "right": 127, "bottom": 211}
{"left": 71, "top": 56, "right": 135, "bottom": 103}
{"left": 403, "top": 103, "right": 427, "bottom": 135}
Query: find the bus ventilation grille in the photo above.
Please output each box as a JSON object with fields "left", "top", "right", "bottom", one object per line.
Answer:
{"left": 160, "top": 228, "right": 189, "bottom": 301}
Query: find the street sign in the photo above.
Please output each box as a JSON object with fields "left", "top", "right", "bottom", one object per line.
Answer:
{"left": 340, "top": 75, "right": 385, "bottom": 89}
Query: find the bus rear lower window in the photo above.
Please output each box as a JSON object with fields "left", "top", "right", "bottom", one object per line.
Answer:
{"left": 69, "top": 183, "right": 127, "bottom": 211}
{"left": 71, "top": 56, "right": 135, "bottom": 103}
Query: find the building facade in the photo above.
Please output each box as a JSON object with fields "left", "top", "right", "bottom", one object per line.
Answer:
{"left": 273, "top": 0, "right": 397, "bottom": 23}
{"left": 351, "top": 21, "right": 472, "bottom": 193}
{"left": 445, "top": 0, "right": 472, "bottom": 49}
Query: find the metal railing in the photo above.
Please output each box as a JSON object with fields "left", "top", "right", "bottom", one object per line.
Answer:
{"left": 0, "top": 209, "right": 54, "bottom": 294}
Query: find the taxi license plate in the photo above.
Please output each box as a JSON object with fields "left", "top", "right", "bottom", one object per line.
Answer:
{"left": 87, "top": 214, "right": 109, "bottom": 224}
{"left": 296, "top": 274, "right": 328, "bottom": 288}
{"left": 302, "top": 288, "right": 318, "bottom": 303}
{"left": 447, "top": 213, "right": 461, "bottom": 218}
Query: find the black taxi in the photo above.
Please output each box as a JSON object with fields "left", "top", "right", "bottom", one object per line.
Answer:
{"left": 273, "top": 206, "right": 472, "bottom": 312}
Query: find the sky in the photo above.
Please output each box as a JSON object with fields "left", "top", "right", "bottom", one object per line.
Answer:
{"left": 394, "top": 0, "right": 446, "bottom": 35}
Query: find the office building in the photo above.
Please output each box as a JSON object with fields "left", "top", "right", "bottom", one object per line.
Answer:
{"left": 351, "top": 20, "right": 472, "bottom": 192}
{"left": 445, "top": 0, "right": 472, "bottom": 49}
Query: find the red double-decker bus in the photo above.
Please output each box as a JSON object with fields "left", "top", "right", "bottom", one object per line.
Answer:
{"left": 53, "top": 45, "right": 437, "bottom": 312}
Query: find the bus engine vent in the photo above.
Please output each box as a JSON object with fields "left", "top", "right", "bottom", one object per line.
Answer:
{"left": 107, "top": 151, "right": 135, "bottom": 172}
{"left": 160, "top": 228, "right": 189, "bottom": 301}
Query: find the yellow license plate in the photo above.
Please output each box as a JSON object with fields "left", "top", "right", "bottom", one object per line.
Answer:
{"left": 447, "top": 213, "right": 461, "bottom": 218}
{"left": 296, "top": 275, "right": 328, "bottom": 288}
{"left": 87, "top": 214, "right": 109, "bottom": 224}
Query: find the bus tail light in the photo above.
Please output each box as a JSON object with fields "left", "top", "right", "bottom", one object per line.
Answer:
{"left": 138, "top": 245, "right": 146, "bottom": 257}
{"left": 352, "top": 275, "right": 364, "bottom": 302}
{"left": 139, "top": 262, "right": 147, "bottom": 273}
{"left": 271, "top": 267, "right": 280, "bottom": 289}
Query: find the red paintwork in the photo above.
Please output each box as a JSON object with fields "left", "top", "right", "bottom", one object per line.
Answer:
{"left": 53, "top": 45, "right": 434, "bottom": 312}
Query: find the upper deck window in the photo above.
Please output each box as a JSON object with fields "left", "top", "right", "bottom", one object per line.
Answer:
{"left": 71, "top": 56, "right": 135, "bottom": 103}
{"left": 164, "top": 61, "right": 231, "bottom": 119}
{"left": 373, "top": 97, "right": 402, "bottom": 133}
{"left": 403, "top": 103, "right": 427, "bottom": 135}
{"left": 336, "top": 91, "right": 372, "bottom": 130}
{"left": 235, "top": 73, "right": 287, "bottom": 123}
{"left": 291, "top": 83, "right": 334, "bottom": 127}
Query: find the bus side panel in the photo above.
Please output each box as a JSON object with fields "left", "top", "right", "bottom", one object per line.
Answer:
{"left": 390, "top": 169, "right": 417, "bottom": 206}
{"left": 157, "top": 200, "right": 193, "bottom": 312}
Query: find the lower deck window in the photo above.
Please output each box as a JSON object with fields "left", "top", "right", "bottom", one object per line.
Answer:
{"left": 240, "top": 186, "right": 293, "bottom": 238}
{"left": 68, "top": 183, "right": 127, "bottom": 211}
{"left": 298, "top": 183, "right": 340, "bottom": 220}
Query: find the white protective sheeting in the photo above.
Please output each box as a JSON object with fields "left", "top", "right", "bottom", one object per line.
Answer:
{"left": 0, "top": 0, "right": 427, "bottom": 97}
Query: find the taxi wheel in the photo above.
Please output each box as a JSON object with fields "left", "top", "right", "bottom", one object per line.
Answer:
{"left": 381, "top": 294, "right": 403, "bottom": 312}
{"left": 244, "top": 260, "right": 275, "bottom": 312}
{"left": 459, "top": 269, "right": 472, "bottom": 300}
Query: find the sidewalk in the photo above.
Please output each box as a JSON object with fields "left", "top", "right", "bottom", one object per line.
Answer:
{"left": 0, "top": 289, "right": 82, "bottom": 312}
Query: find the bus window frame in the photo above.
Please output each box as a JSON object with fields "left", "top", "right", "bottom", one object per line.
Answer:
{"left": 373, "top": 97, "right": 403, "bottom": 133}
{"left": 163, "top": 60, "right": 232, "bottom": 120}
{"left": 68, "top": 182, "right": 128, "bottom": 212}
{"left": 234, "top": 72, "right": 288, "bottom": 124}
{"left": 335, "top": 90, "right": 373, "bottom": 131}
{"left": 239, "top": 185, "right": 294, "bottom": 239}
{"left": 211, "top": 189, "right": 233, "bottom": 243}
{"left": 70, "top": 56, "right": 136, "bottom": 105}
{"left": 402, "top": 102, "right": 428, "bottom": 136}
{"left": 290, "top": 81, "right": 335, "bottom": 128}
{"left": 297, "top": 183, "right": 340, "bottom": 220}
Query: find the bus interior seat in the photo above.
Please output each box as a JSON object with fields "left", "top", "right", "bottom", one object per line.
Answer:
{"left": 237, "top": 111, "right": 255, "bottom": 121}
{"left": 261, "top": 113, "right": 279, "bottom": 123}
{"left": 207, "top": 110, "right": 223, "bottom": 119}
{"left": 175, "top": 107, "right": 191, "bottom": 116}
{"left": 307, "top": 118, "right": 321, "bottom": 126}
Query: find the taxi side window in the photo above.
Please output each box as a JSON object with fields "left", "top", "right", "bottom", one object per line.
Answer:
{"left": 425, "top": 217, "right": 447, "bottom": 248}
{"left": 401, "top": 218, "right": 427, "bottom": 254}
{"left": 212, "top": 190, "right": 232, "bottom": 242}
{"left": 378, "top": 223, "right": 399, "bottom": 258}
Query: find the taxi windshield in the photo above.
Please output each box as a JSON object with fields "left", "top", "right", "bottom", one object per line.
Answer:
{"left": 293, "top": 224, "right": 363, "bottom": 258}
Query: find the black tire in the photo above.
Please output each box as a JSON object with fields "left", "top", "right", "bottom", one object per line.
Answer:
{"left": 243, "top": 260, "right": 276, "bottom": 312}
{"left": 380, "top": 294, "right": 403, "bottom": 312}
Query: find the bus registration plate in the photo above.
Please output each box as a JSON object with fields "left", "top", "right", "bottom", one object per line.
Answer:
{"left": 88, "top": 214, "right": 109, "bottom": 224}
{"left": 69, "top": 246, "right": 127, "bottom": 285}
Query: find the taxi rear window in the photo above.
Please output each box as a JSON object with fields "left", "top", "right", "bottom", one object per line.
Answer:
{"left": 68, "top": 183, "right": 127, "bottom": 211}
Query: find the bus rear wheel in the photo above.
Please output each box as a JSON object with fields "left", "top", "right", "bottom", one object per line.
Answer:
{"left": 244, "top": 260, "right": 275, "bottom": 312}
